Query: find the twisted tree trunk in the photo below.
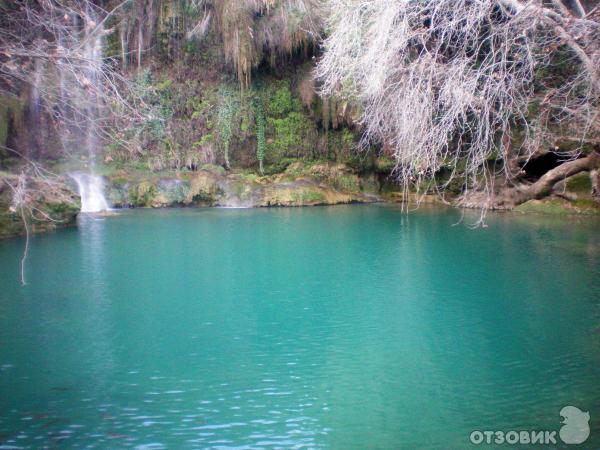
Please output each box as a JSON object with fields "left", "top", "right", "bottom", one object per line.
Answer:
{"left": 461, "top": 148, "right": 600, "bottom": 210}
{"left": 518, "top": 149, "right": 600, "bottom": 202}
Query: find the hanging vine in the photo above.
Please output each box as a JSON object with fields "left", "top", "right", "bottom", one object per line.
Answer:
{"left": 217, "top": 85, "right": 239, "bottom": 170}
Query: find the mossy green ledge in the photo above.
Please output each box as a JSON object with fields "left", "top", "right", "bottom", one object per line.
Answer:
{"left": 105, "top": 162, "right": 382, "bottom": 209}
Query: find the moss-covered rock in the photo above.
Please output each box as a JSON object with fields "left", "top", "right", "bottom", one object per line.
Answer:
{"left": 253, "top": 180, "right": 354, "bottom": 207}
{"left": 128, "top": 180, "right": 158, "bottom": 207}
{"left": 101, "top": 161, "right": 382, "bottom": 209}
{"left": 515, "top": 197, "right": 600, "bottom": 215}
{"left": 107, "top": 180, "right": 131, "bottom": 206}
{"left": 186, "top": 169, "right": 224, "bottom": 205}
{"left": 0, "top": 173, "right": 80, "bottom": 239}
{"left": 566, "top": 173, "right": 592, "bottom": 193}
{"left": 149, "top": 179, "right": 190, "bottom": 207}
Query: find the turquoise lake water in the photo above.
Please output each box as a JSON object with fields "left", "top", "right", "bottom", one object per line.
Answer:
{"left": 0, "top": 205, "right": 598, "bottom": 449}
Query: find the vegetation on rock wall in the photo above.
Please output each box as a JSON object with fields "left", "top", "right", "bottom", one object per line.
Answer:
{"left": 0, "top": 0, "right": 598, "bottom": 224}
{"left": 216, "top": 85, "right": 239, "bottom": 170}
{"left": 317, "top": 0, "right": 600, "bottom": 210}
{"left": 252, "top": 94, "right": 267, "bottom": 175}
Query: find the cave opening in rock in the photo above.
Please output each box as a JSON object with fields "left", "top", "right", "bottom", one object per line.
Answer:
{"left": 522, "top": 152, "right": 565, "bottom": 180}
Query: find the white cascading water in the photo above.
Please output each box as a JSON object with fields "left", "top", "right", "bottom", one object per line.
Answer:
{"left": 67, "top": 11, "right": 110, "bottom": 213}
{"left": 70, "top": 173, "right": 110, "bottom": 213}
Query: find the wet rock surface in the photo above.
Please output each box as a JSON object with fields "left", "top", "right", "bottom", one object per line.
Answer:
{"left": 106, "top": 163, "right": 381, "bottom": 209}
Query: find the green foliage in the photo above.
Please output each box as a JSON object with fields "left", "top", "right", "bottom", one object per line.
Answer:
{"left": 534, "top": 45, "right": 579, "bottom": 91}
{"left": 194, "top": 133, "right": 214, "bottom": 148}
{"left": 156, "top": 79, "right": 173, "bottom": 92}
{"left": 269, "top": 112, "right": 315, "bottom": 158}
{"left": 133, "top": 69, "right": 173, "bottom": 141}
{"left": 326, "top": 127, "right": 356, "bottom": 161}
{"left": 341, "top": 128, "right": 354, "bottom": 148}
{"left": 374, "top": 156, "right": 396, "bottom": 173}
{"left": 240, "top": 117, "right": 250, "bottom": 134}
{"left": 263, "top": 157, "right": 297, "bottom": 175}
{"left": 252, "top": 94, "right": 266, "bottom": 174}
{"left": 240, "top": 80, "right": 321, "bottom": 162}
{"left": 333, "top": 174, "right": 360, "bottom": 193}
{"left": 216, "top": 85, "right": 240, "bottom": 169}
{"left": 268, "top": 81, "right": 295, "bottom": 116}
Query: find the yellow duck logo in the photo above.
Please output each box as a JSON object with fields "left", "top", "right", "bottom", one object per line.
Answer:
{"left": 560, "top": 406, "right": 590, "bottom": 445}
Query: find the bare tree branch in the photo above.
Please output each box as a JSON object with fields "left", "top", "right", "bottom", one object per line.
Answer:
{"left": 316, "top": 0, "right": 600, "bottom": 206}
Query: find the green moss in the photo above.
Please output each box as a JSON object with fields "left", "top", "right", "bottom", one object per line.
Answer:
{"left": 194, "top": 133, "right": 214, "bottom": 147}
{"left": 263, "top": 158, "right": 296, "bottom": 175}
{"left": 325, "top": 128, "right": 358, "bottom": 162}
{"left": 240, "top": 117, "right": 250, "bottom": 134}
{"left": 239, "top": 173, "right": 258, "bottom": 182}
{"left": 46, "top": 202, "right": 80, "bottom": 217}
{"left": 200, "top": 164, "right": 226, "bottom": 176}
{"left": 514, "top": 198, "right": 599, "bottom": 215}
{"left": 292, "top": 189, "right": 326, "bottom": 204}
{"left": 566, "top": 173, "right": 592, "bottom": 193}
{"left": 111, "top": 176, "right": 129, "bottom": 186}
{"left": 217, "top": 85, "right": 240, "bottom": 169}
{"left": 252, "top": 94, "right": 266, "bottom": 174}
{"left": 268, "top": 81, "right": 295, "bottom": 117}
{"left": 0, "top": 211, "right": 25, "bottom": 239}
{"left": 515, "top": 199, "right": 569, "bottom": 215}
{"left": 341, "top": 129, "right": 354, "bottom": 147}
{"left": 572, "top": 199, "right": 600, "bottom": 212}
{"left": 129, "top": 181, "right": 157, "bottom": 207}
{"left": 333, "top": 174, "right": 361, "bottom": 193}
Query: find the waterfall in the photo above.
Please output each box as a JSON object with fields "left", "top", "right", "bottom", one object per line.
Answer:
{"left": 66, "top": 12, "right": 109, "bottom": 213}
{"left": 82, "top": 14, "right": 104, "bottom": 167}
{"left": 70, "top": 173, "right": 110, "bottom": 213}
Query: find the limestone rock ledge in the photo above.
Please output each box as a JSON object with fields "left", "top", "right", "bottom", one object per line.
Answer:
{"left": 107, "top": 162, "right": 381, "bottom": 209}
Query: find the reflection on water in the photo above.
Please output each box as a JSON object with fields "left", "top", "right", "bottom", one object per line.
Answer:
{"left": 78, "top": 215, "right": 116, "bottom": 392}
{"left": 0, "top": 206, "right": 598, "bottom": 448}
